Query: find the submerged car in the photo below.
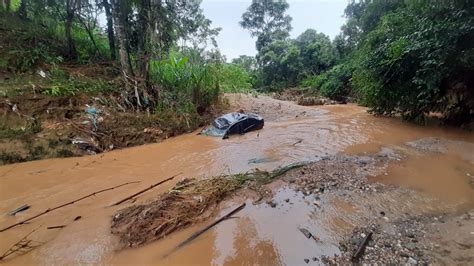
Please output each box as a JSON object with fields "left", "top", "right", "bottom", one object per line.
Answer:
{"left": 201, "top": 112, "right": 264, "bottom": 139}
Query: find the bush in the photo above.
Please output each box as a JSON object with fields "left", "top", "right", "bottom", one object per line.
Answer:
{"left": 303, "top": 63, "right": 353, "bottom": 100}
{"left": 220, "top": 64, "right": 252, "bottom": 93}
{"left": 351, "top": 1, "right": 474, "bottom": 125}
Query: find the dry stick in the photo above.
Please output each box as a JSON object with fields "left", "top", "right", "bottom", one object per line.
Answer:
{"left": 351, "top": 231, "right": 373, "bottom": 262}
{"left": 165, "top": 202, "right": 246, "bottom": 257}
{"left": 0, "top": 181, "right": 139, "bottom": 233}
{"left": 67, "top": 119, "right": 102, "bottom": 138}
{"left": 111, "top": 173, "right": 181, "bottom": 206}
{"left": 0, "top": 226, "right": 41, "bottom": 260}
{"left": 46, "top": 225, "right": 66, "bottom": 230}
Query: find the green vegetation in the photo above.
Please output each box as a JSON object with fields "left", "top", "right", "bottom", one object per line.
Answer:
{"left": 1, "top": 0, "right": 472, "bottom": 136}
{"left": 350, "top": 1, "right": 474, "bottom": 125}
{"left": 238, "top": 0, "right": 473, "bottom": 126}
{"left": 0, "top": 0, "right": 252, "bottom": 118}
{"left": 232, "top": 163, "right": 305, "bottom": 186}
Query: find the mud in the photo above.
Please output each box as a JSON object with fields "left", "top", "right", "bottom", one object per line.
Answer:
{"left": 0, "top": 93, "right": 473, "bottom": 264}
{"left": 1, "top": 93, "right": 219, "bottom": 164}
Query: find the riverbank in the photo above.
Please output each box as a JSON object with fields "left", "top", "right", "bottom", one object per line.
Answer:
{"left": 0, "top": 94, "right": 472, "bottom": 264}
{"left": 0, "top": 80, "right": 225, "bottom": 165}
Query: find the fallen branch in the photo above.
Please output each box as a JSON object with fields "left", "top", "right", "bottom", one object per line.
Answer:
{"left": 292, "top": 139, "right": 303, "bottom": 146}
{"left": 67, "top": 119, "right": 102, "bottom": 137}
{"left": 8, "top": 205, "right": 30, "bottom": 216}
{"left": 47, "top": 225, "right": 66, "bottom": 230}
{"left": 351, "top": 231, "right": 373, "bottom": 262}
{"left": 167, "top": 202, "right": 246, "bottom": 256}
{"left": 111, "top": 173, "right": 181, "bottom": 206}
{"left": 0, "top": 226, "right": 42, "bottom": 260}
{"left": 0, "top": 181, "right": 139, "bottom": 233}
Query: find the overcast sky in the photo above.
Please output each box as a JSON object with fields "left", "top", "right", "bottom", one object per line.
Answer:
{"left": 201, "top": 0, "right": 348, "bottom": 60}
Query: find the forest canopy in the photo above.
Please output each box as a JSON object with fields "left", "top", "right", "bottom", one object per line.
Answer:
{"left": 238, "top": 0, "right": 473, "bottom": 126}
{"left": 1, "top": 0, "right": 472, "bottom": 126}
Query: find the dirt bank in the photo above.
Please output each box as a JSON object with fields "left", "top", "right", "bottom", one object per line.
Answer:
{"left": 1, "top": 91, "right": 222, "bottom": 165}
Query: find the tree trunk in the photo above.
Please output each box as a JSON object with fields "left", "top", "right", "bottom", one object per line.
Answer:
{"left": 136, "top": 0, "right": 148, "bottom": 81}
{"left": 65, "top": 0, "right": 78, "bottom": 60}
{"left": 102, "top": 0, "right": 116, "bottom": 60}
{"left": 110, "top": 0, "right": 133, "bottom": 78}
{"left": 5, "top": 0, "right": 10, "bottom": 12}
{"left": 17, "top": 0, "right": 27, "bottom": 18}
{"left": 77, "top": 16, "right": 101, "bottom": 57}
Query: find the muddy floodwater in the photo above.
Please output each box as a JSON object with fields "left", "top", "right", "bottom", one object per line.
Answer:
{"left": 0, "top": 94, "right": 473, "bottom": 264}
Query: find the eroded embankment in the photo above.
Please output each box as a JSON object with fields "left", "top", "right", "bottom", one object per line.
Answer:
{"left": 1, "top": 91, "right": 221, "bottom": 165}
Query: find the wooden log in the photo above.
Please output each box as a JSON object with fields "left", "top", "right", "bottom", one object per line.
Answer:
{"left": 351, "top": 231, "right": 373, "bottom": 262}
{"left": 175, "top": 203, "right": 246, "bottom": 250}
{"left": 110, "top": 173, "right": 181, "bottom": 206}
{"left": 0, "top": 181, "right": 139, "bottom": 233}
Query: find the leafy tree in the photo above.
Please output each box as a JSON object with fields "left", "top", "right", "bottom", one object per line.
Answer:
{"left": 351, "top": 0, "right": 474, "bottom": 125}
{"left": 341, "top": 0, "right": 401, "bottom": 51}
{"left": 240, "top": 0, "right": 292, "bottom": 52}
{"left": 108, "top": 0, "right": 222, "bottom": 108}
{"left": 307, "top": 63, "right": 353, "bottom": 100}
{"left": 259, "top": 39, "right": 303, "bottom": 87}
{"left": 231, "top": 55, "right": 256, "bottom": 73}
{"left": 296, "top": 29, "right": 336, "bottom": 76}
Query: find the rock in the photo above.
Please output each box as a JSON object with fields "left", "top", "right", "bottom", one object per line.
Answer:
{"left": 266, "top": 200, "right": 277, "bottom": 208}
{"left": 284, "top": 198, "right": 290, "bottom": 203}
{"left": 313, "top": 200, "right": 321, "bottom": 207}
{"left": 407, "top": 257, "right": 417, "bottom": 264}
{"left": 299, "top": 228, "right": 312, "bottom": 239}
{"left": 304, "top": 258, "right": 310, "bottom": 263}
{"left": 312, "top": 257, "right": 319, "bottom": 261}
{"left": 405, "top": 243, "right": 416, "bottom": 250}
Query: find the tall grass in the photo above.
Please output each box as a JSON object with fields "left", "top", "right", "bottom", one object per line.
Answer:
{"left": 149, "top": 52, "right": 220, "bottom": 114}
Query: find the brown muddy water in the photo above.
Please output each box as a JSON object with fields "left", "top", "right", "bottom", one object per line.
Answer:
{"left": 0, "top": 94, "right": 473, "bottom": 264}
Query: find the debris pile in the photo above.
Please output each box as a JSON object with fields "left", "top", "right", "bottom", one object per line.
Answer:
{"left": 111, "top": 176, "right": 240, "bottom": 247}
{"left": 110, "top": 164, "right": 304, "bottom": 248}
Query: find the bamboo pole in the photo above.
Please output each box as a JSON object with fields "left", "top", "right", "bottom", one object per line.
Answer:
{"left": 110, "top": 173, "right": 181, "bottom": 206}
{"left": 166, "top": 202, "right": 246, "bottom": 256}
{"left": 0, "top": 181, "right": 139, "bottom": 233}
